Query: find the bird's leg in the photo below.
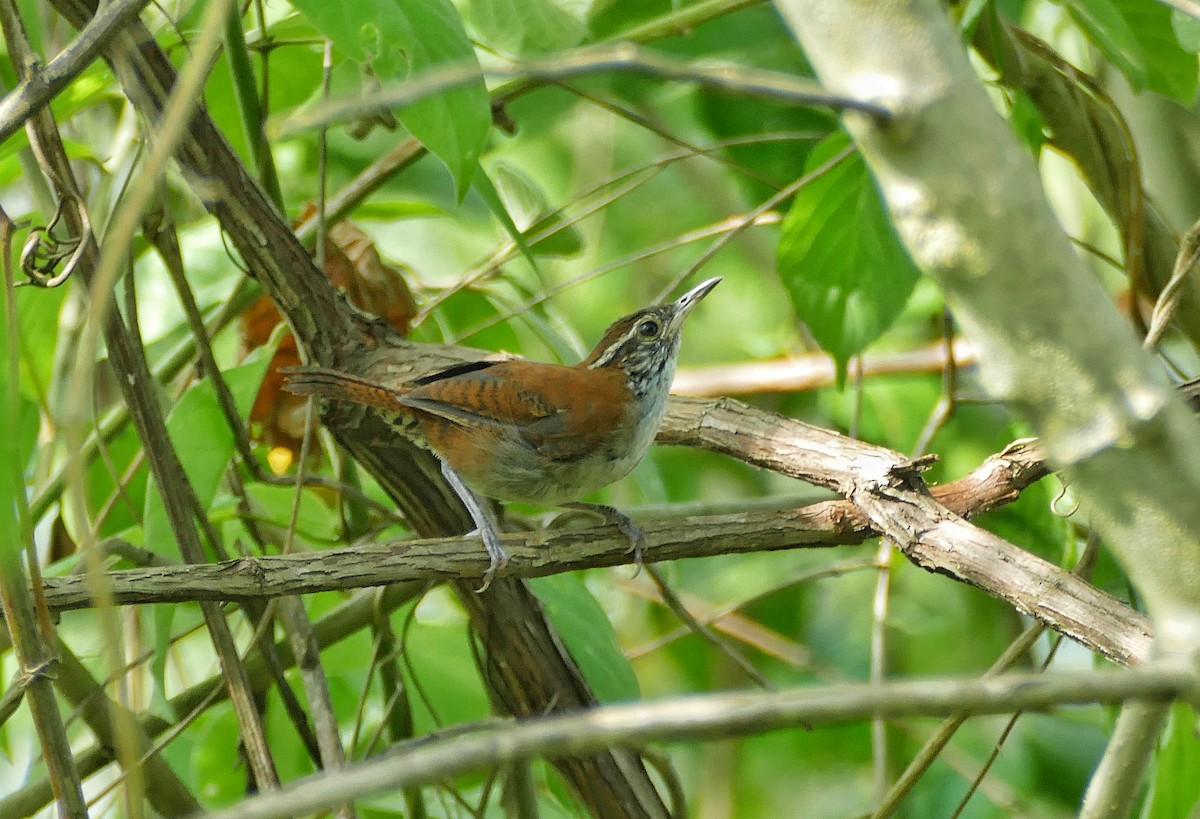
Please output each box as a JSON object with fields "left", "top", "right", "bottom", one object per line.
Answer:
{"left": 440, "top": 459, "right": 508, "bottom": 591}
{"left": 560, "top": 501, "right": 646, "bottom": 575}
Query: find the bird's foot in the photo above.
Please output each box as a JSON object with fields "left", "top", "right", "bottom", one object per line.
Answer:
{"left": 474, "top": 524, "right": 510, "bottom": 593}
{"left": 560, "top": 502, "right": 645, "bottom": 576}
{"left": 439, "top": 459, "right": 508, "bottom": 592}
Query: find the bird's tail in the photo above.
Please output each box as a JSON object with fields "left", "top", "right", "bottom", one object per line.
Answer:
{"left": 281, "top": 366, "right": 409, "bottom": 413}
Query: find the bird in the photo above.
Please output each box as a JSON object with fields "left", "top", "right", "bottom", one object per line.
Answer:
{"left": 283, "top": 277, "right": 720, "bottom": 589}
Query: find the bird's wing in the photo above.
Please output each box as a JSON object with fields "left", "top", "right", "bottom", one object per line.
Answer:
{"left": 404, "top": 361, "right": 616, "bottom": 461}
{"left": 403, "top": 361, "right": 560, "bottom": 428}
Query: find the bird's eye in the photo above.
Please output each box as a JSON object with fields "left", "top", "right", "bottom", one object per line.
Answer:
{"left": 637, "top": 319, "right": 660, "bottom": 339}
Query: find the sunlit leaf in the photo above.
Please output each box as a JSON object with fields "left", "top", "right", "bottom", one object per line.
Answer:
{"left": 143, "top": 345, "right": 278, "bottom": 555}
{"left": 777, "top": 132, "right": 921, "bottom": 383}
{"left": 1140, "top": 702, "right": 1200, "bottom": 818}
{"left": 290, "top": 0, "right": 490, "bottom": 199}
{"left": 1064, "top": 0, "right": 1148, "bottom": 92}
{"left": 464, "top": 0, "right": 587, "bottom": 54}
{"left": 490, "top": 161, "right": 585, "bottom": 257}
{"left": 1109, "top": 0, "right": 1198, "bottom": 104}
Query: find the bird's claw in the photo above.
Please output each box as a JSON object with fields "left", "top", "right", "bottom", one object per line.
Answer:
{"left": 624, "top": 527, "right": 646, "bottom": 578}
{"left": 560, "top": 501, "right": 645, "bottom": 577}
{"left": 473, "top": 526, "right": 509, "bottom": 593}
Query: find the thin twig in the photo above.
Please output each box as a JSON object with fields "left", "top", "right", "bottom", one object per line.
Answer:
{"left": 872, "top": 531, "right": 1101, "bottom": 818}
{"left": 1079, "top": 699, "right": 1173, "bottom": 818}
{"left": 1144, "top": 218, "right": 1200, "bottom": 349}
{"left": 625, "top": 557, "right": 873, "bottom": 665}
{"left": 643, "top": 563, "right": 775, "bottom": 690}
{"left": 0, "top": 580, "right": 423, "bottom": 818}
{"left": 0, "top": 0, "right": 150, "bottom": 144}
{"left": 658, "top": 144, "right": 854, "bottom": 301}
{"left": 0, "top": 200, "right": 88, "bottom": 815}
{"left": 275, "top": 43, "right": 891, "bottom": 138}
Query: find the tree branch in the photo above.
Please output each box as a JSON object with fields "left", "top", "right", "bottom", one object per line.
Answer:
{"left": 41, "top": 1, "right": 675, "bottom": 813}
{"left": 31, "top": 431, "right": 1152, "bottom": 666}
{"left": 671, "top": 338, "right": 975, "bottom": 397}
{"left": 774, "top": 0, "right": 1200, "bottom": 655}
{"left": 0, "top": 0, "right": 149, "bottom": 144}
{"left": 203, "top": 664, "right": 1199, "bottom": 819}
{"left": 276, "top": 43, "right": 890, "bottom": 138}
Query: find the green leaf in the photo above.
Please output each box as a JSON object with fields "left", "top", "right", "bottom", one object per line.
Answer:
{"left": 209, "top": 19, "right": 325, "bottom": 166}
{"left": 1173, "top": 10, "right": 1200, "bottom": 53}
{"left": 472, "top": 163, "right": 547, "bottom": 280}
{"left": 1064, "top": 0, "right": 1148, "bottom": 92}
{"left": 0, "top": 62, "right": 117, "bottom": 164}
{"left": 0, "top": 306, "right": 25, "bottom": 561}
{"left": 1008, "top": 87, "right": 1048, "bottom": 153}
{"left": 142, "top": 346, "right": 277, "bottom": 556}
{"left": 776, "top": 132, "right": 921, "bottom": 383}
{"left": 1109, "top": 0, "right": 1198, "bottom": 104}
{"left": 490, "top": 160, "right": 584, "bottom": 257}
{"left": 242, "top": 483, "right": 341, "bottom": 542}
{"left": 531, "top": 574, "right": 639, "bottom": 702}
{"left": 351, "top": 200, "right": 448, "bottom": 221}
{"left": 415, "top": 287, "right": 523, "bottom": 353}
{"left": 464, "top": 0, "right": 587, "bottom": 54}
{"left": 14, "top": 285, "right": 66, "bottom": 400}
{"left": 958, "top": 0, "right": 990, "bottom": 38}
{"left": 70, "top": 424, "right": 147, "bottom": 540}
{"left": 148, "top": 603, "right": 178, "bottom": 721}
{"left": 290, "top": 0, "right": 490, "bottom": 200}
{"left": 1140, "top": 702, "right": 1200, "bottom": 819}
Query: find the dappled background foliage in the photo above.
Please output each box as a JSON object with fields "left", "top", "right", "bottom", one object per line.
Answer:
{"left": 2, "top": 0, "right": 1199, "bottom": 816}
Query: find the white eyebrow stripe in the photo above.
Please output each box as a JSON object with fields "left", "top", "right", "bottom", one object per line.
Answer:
{"left": 586, "top": 325, "right": 639, "bottom": 369}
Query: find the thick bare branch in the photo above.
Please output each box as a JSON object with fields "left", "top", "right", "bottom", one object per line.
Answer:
{"left": 29, "top": 431, "right": 1151, "bottom": 666}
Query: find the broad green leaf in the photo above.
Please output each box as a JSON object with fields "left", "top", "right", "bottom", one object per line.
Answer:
{"left": 1109, "top": 0, "right": 1198, "bottom": 104}
{"left": 776, "top": 132, "right": 921, "bottom": 383}
{"left": 490, "top": 160, "right": 585, "bottom": 257}
{"left": 148, "top": 603, "right": 178, "bottom": 722}
{"left": 1065, "top": 0, "right": 1148, "bottom": 92}
{"left": 242, "top": 483, "right": 340, "bottom": 543}
{"left": 290, "top": 0, "right": 490, "bottom": 200}
{"left": 14, "top": 284, "right": 66, "bottom": 400}
{"left": 472, "top": 163, "right": 547, "bottom": 281}
{"left": 958, "top": 0, "right": 990, "bottom": 38}
{"left": 67, "top": 423, "right": 147, "bottom": 541}
{"left": 1008, "top": 87, "right": 1048, "bottom": 154}
{"left": 1173, "top": 10, "right": 1200, "bottom": 52}
{"left": 401, "top": 617, "right": 492, "bottom": 728}
{"left": 0, "top": 134, "right": 101, "bottom": 169}
{"left": 532, "top": 573, "right": 639, "bottom": 702}
{"left": 190, "top": 705, "right": 246, "bottom": 807}
{"left": 464, "top": 0, "right": 587, "bottom": 54}
{"left": 1140, "top": 702, "right": 1200, "bottom": 819}
{"left": 0, "top": 304, "right": 24, "bottom": 555}
{"left": 209, "top": 21, "right": 325, "bottom": 167}
{"left": 416, "top": 286, "right": 522, "bottom": 353}
{"left": 142, "top": 346, "right": 277, "bottom": 556}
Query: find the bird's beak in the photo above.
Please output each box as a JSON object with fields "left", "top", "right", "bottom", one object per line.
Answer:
{"left": 669, "top": 277, "right": 721, "bottom": 331}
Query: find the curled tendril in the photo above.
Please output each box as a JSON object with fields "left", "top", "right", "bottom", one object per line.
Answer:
{"left": 18, "top": 199, "right": 92, "bottom": 288}
{"left": 1050, "top": 481, "right": 1079, "bottom": 518}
